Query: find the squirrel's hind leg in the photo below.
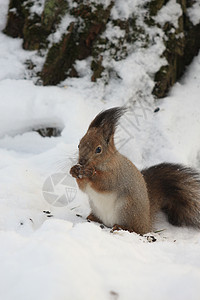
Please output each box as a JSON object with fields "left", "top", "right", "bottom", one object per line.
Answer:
{"left": 87, "top": 213, "right": 102, "bottom": 223}
{"left": 110, "top": 224, "right": 134, "bottom": 233}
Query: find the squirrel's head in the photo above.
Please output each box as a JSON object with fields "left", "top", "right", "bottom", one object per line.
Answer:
{"left": 78, "top": 107, "right": 126, "bottom": 167}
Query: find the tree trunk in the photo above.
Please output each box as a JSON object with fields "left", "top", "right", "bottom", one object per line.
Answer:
{"left": 3, "top": 0, "right": 200, "bottom": 98}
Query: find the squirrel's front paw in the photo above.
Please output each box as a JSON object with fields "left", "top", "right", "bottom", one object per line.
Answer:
{"left": 70, "top": 164, "right": 83, "bottom": 179}
{"left": 70, "top": 164, "right": 96, "bottom": 179}
{"left": 83, "top": 167, "right": 96, "bottom": 178}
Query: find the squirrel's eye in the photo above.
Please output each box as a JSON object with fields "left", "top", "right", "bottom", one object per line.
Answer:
{"left": 78, "top": 145, "right": 79, "bottom": 149}
{"left": 95, "top": 146, "right": 102, "bottom": 154}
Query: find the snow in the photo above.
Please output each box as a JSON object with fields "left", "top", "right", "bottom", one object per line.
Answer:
{"left": 68, "top": 0, "right": 112, "bottom": 10}
{"left": 47, "top": 14, "right": 76, "bottom": 45}
{"left": 111, "top": 0, "right": 149, "bottom": 20}
{"left": 142, "top": 55, "right": 200, "bottom": 168}
{"left": 187, "top": 1, "right": 200, "bottom": 26}
{"left": 88, "top": 0, "right": 168, "bottom": 105}
{"left": 0, "top": 1, "right": 200, "bottom": 299}
{"left": 153, "top": 0, "right": 182, "bottom": 28}
{"left": 0, "top": 1, "right": 35, "bottom": 81}
{"left": 29, "top": 0, "right": 46, "bottom": 17}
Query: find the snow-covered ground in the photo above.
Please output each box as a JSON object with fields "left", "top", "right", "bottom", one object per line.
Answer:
{"left": 0, "top": 1, "right": 200, "bottom": 300}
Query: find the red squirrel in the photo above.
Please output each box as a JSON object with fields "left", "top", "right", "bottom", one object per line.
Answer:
{"left": 70, "top": 107, "right": 200, "bottom": 234}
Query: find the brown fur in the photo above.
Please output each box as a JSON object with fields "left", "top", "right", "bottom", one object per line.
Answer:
{"left": 70, "top": 107, "right": 200, "bottom": 234}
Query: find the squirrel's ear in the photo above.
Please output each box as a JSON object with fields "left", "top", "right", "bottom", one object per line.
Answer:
{"left": 102, "top": 121, "right": 115, "bottom": 144}
{"left": 89, "top": 106, "right": 127, "bottom": 144}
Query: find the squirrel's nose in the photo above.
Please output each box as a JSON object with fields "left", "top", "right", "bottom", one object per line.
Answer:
{"left": 79, "top": 158, "right": 86, "bottom": 165}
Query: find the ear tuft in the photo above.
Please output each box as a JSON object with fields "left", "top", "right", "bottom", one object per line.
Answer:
{"left": 89, "top": 106, "right": 126, "bottom": 129}
{"left": 89, "top": 106, "right": 127, "bottom": 143}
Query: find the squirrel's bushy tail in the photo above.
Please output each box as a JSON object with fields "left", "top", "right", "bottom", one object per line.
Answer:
{"left": 142, "top": 163, "right": 200, "bottom": 228}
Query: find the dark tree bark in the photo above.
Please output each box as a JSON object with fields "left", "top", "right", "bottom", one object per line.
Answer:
{"left": 3, "top": 0, "right": 200, "bottom": 98}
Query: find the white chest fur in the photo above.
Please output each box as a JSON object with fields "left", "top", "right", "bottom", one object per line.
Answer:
{"left": 85, "top": 184, "right": 120, "bottom": 227}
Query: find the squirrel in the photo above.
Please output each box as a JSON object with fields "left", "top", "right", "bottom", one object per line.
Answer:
{"left": 70, "top": 107, "right": 200, "bottom": 234}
